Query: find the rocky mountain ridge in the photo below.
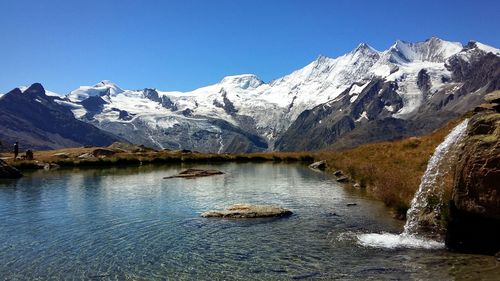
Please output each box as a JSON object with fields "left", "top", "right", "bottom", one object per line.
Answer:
{"left": 1, "top": 37, "right": 499, "bottom": 152}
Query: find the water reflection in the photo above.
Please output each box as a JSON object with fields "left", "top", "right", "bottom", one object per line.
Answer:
{"left": 0, "top": 163, "right": 497, "bottom": 280}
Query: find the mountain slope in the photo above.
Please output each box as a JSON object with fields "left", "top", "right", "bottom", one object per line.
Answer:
{"left": 0, "top": 83, "right": 121, "bottom": 150}
{"left": 276, "top": 39, "right": 500, "bottom": 150}
{"left": 2, "top": 37, "right": 499, "bottom": 152}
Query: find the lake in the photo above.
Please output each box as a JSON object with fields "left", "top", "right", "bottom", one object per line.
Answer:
{"left": 0, "top": 163, "right": 497, "bottom": 280}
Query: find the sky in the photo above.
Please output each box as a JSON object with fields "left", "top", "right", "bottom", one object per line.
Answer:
{"left": 0, "top": 0, "right": 499, "bottom": 94}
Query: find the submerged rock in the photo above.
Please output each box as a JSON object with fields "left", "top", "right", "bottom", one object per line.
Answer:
{"left": 164, "top": 168, "right": 224, "bottom": 179}
{"left": 309, "top": 160, "right": 327, "bottom": 170}
{"left": 43, "top": 163, "right": 60, "bottom": 170}
{"left": 201, "top": 204, "right": 292, "bottom": 218}
{"left": 446, "top": 95, "right": 500, "bottom": 255}
{"left": 0, "top": 159, "right": 22, "bottom": 179}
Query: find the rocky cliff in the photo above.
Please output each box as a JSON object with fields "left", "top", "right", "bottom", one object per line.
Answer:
{"left": 446, "top": 91, "right": 500, "bottom": 255}
{"left": 0, "top": 84, "right": 121, "bottom": 150}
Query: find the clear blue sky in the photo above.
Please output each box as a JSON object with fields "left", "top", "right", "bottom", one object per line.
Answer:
{"left": 0, "top": 0, "right": 499, "bottom": 94}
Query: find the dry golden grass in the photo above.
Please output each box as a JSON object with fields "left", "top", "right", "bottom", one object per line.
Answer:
{"left": 314, "top": 118, "right": 464, "bottom": 218}
{"left": 1, "top": 119, "right": 463, "bottom": 218}
{"left": 0, "top": 146, "right": 314, "bottom": 169}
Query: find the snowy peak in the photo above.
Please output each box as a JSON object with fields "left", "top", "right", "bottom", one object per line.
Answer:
{"left": 95, "top": 80, "right": 123, "bottom": 90}
{"left": 68, "top": 80, "right": 124, "bottom": 102}
{"left": 219, "top": 74, "right": 264, "bottom": 89}
{"left": 388, "top": 37, "right": 462, "bottom": 63}
{"left": 351, "top": 43, "right": 379, "bottom": 56}
{"left": 464, "top": 41, "right": 500, "bottom": 55}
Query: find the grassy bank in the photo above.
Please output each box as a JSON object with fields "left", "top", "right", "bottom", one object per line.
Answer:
{"left": 1, "top": 147, "right": 314, "bottom": 170}
{"left": 2, "top": 119, "right": 462, "bottom": 219}
{"left": 314, "top": 118, "right": 464, "bottom": 218}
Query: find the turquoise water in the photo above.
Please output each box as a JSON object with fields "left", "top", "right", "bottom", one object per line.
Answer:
{"left": 0, "top": 163, "right": 497, "bottom": 280}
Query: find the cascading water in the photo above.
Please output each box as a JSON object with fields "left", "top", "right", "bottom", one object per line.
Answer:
{"left": 357, "top": 119, "right": 469, "bottom": 249}
{"left": 403, "top": 119, "right": 469, "bottom": 237}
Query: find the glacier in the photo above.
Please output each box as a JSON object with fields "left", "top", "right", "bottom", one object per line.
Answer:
{"left": 44, "top": 37, "right": 499, "bottom": 152}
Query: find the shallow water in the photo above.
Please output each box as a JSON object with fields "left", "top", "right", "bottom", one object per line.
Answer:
{"left": 0, "top": 163, "right": 498, "bottom": 280}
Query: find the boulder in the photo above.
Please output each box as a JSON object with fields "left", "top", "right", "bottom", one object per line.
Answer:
{"left": 201, "top": 204, "right": 292, "bottom": 218}
{"left": 333, "top": 170, "right": 344, "bottom": 177}
{"left": 446, "top": 100, "right": 500, "bottom": 255}
{"left": 164, "top": 168, "right": 224, "bottom": 179}
{"left": 43, "top": 163, "right": 60, "bottom": 170}
{"left": 0, "top": 159, "right": 22, "bottom": 179}
{"left": 78, "top": 152, "right": 95, "bottom": 159}
{"left": 107, "top": 142, "right": 156, "bottom": 153}
{"left": 336, "top": 176, "right": 349, "bottom": 183}
{"left": 92, "top": 148, "right": 116, "bottom": 157}
{"left": 52, "top": 152, "right": 70, "bottom": 159}
{"left": 309, "top": 160, "right": 327, "bottom": 170}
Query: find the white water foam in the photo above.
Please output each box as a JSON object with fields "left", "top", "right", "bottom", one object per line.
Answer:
{"left": 403, "top": 119, "right": 469, "bottom": 236}
{"left": 357, "top": 233, "right": 444, "bottom": 249}
{"left": 356, "top": 119, "right": 469, "bottom": 249}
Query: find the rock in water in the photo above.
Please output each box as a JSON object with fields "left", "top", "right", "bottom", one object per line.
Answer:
{"left": 201, "top": 204, "right": 292, "bottom": 218}
{"left": 164, "top": 168, "right": 224, "bottom": 179}
{"left": 446, "top": 102, "right": 500, "bottom": 255}
{"left": 309, "top": 160, "right": 327, "bottom": 170}
{"left": 0, "top": 159, "right": 23, "bottom": 179}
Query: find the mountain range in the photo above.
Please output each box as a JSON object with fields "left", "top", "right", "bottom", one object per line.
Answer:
{"left": 1, "top": 37, "right": 499, "bottom": 152}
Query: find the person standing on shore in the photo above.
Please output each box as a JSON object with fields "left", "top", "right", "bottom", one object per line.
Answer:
{"left": 13, "top": 142, "right": 19, "bottom": 161}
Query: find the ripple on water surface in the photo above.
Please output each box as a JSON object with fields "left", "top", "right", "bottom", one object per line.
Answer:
{"left": 0, "top": 163, "right": 498, "bottom": 280}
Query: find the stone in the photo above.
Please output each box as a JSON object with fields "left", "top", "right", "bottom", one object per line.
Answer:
{"left": 43, "top": 163, "right": 60, "bottom": 170}
{"left": 52, "top": 152, "right": 70, "bottom": 159}
{"left": 309, "top": 160, "right": 327, "bottom": 170}
{"left": 336, "top": 176, "right": 349, "bottom": 183}
{"left": 164, "top": 168, "right": 224, "bottom": 179}
{"left": 333, "top": 170, "right": 344, "bottom": 177}
{"left": 201, "top": 204, "right": 292, "bottom": 218}
{"left": 0, "top": 159, "right": 22, "bottom": 179}
{"left": 92, "top": 148, "right": 116, "bottom": 157}
{"left": 446, "top": 107, "right": 500, "bottom": 255}
{"left": 78, "top": 153, "right": 95, "bottom": 159}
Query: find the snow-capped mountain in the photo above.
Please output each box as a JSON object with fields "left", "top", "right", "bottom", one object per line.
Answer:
{"left": 0, "top": 84, "right": 120, "bottom": 150}
{"left": 2, "top": 37, "right": 499, "bottom": 152}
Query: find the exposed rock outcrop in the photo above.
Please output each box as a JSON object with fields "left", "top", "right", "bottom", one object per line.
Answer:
{"left": 309, "top": 160, "right": 327, "bottom": 170}
{"left": 0, "top": 159, "right": 23, "bottom": 179}
{"left": 201, "top": 204, "right": 292, "bottom": 218}
{"left": 446, "top": 92, "right": 500, "bottom": 254}
{"left": 0, "top": 83, "right": 121, "bottom": 150}
{"left": 164, "top": 168, "right": 224, "bottom": 179}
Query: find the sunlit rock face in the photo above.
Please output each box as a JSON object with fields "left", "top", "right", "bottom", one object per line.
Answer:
{"left": 446, "top": 91, "right": 500, "bottom": 255}
{"left": 0, "top": 84, "right": 120, "bottom": 150}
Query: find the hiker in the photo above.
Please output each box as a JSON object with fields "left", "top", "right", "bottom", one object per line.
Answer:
{"left": 13, "top": 142, "right": 19, "bottom": 160}
{"left": 26, "top": 150, "right": 34, "bottom": 160}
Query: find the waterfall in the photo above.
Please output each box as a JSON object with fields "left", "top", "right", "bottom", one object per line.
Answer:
{"left": 357, "top": 119, "right": 469, "bottom": 249}
{"left": 403, "top": 119, "right": 469, "bottom": 237}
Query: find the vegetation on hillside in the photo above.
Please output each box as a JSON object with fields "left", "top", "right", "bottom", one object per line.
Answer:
{"left": 315, "top": 118, "right": 465, "bottom": 218}
{"left": 1, "top": 118, "right": 464, "bottom": 219}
